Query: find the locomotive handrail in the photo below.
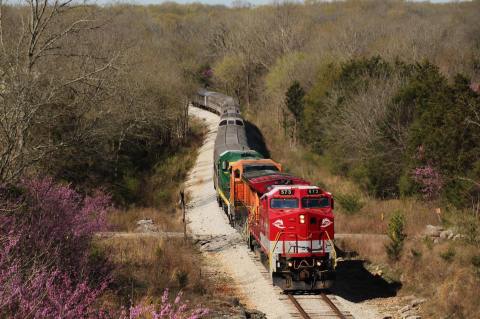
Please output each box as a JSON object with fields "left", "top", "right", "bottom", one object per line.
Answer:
{"left": 274, "top": 230, "right": 329, "bottom": 257}
{"left": 271, "top": 230, "right": 284, "bottom": 258}
{"left": 324, "top": 230, "right": 337, "bottom": 269}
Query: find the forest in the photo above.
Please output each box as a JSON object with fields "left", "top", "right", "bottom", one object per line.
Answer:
{"left": 0, "top": 0, "right": 479, "bottom": 318}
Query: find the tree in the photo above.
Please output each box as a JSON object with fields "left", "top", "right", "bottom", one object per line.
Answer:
{"left": 0, "top": 0, "right": 116, "bottom": 183}
{"left": 285, "top": 81, "right": 305, "bottom": 144}
{"left": 386, "top": 211, "right": 406, "bottom": 261}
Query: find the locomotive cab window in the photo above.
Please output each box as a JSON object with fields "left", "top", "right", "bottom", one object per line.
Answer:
{"left": 270, "top": 198, "right": 299, "bottom": 209}
{"left": 235, "top": 120, "right": 244, "bottom": 126}
{"left": 219, "top": 120, "right": 227, "bottom": 126}
{"left": 302, "top": 197, "right": 330, "bottom": 208}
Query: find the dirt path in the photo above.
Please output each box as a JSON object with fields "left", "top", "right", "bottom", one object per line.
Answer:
{"left": 186, "top": 106, "right": 384, "bottom": 319}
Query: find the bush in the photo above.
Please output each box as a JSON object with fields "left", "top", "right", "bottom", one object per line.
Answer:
{"left": 386, "top": 211, "right": 406, "bottom": 261}
{"left": 336, "top": 193, "right": 364, "bottom": 214}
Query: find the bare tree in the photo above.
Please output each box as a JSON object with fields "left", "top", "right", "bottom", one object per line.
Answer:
{"left": 0, "top": 0, "right": 115, "bottom": 183}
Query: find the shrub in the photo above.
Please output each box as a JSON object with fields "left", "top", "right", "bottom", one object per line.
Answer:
{"left": 336, "top": 193, "right": 364, "bottom": 214}
{"left": 386, "top": 211, "right": 406, "bottom": 261}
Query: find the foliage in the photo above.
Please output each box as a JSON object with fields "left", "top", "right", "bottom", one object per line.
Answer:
{"left": 292, "top": 56, "right": 480, "bottom": 206}
{"left": 0, "top": 177, "right": 110, "bottom": 318}
{"left": 386, "top": 211, "right": 406, "bottom": 261}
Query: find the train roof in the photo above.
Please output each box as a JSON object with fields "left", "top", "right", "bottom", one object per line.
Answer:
{"left": 242, "top": 171, "right": 310, "bottom": 195}
{"left": 220, "top": 113, "right": 243, "bottom": 120}
{"left": 261, "top": 185, "right": 328, "bottom": 199}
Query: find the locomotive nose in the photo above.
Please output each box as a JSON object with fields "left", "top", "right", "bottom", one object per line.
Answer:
{"left": 298, "top": 211, "right": 317, "bottom": 236}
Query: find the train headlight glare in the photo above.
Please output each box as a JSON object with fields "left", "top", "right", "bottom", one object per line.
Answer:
{"left": 299, "top": 214, "right": 305, "bottom": 224}
{"left": 316, "top": 261, "right": 321, "bottom": 266}
{"left": 288, "top": 262, "right": 293, "bottom": 267}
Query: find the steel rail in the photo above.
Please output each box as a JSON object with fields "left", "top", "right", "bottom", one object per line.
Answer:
{"left": 287, "top": 294, "right": 312, "bottom": 319}
{"left": 320, "top": 293, "right": 347, "bottom": 319}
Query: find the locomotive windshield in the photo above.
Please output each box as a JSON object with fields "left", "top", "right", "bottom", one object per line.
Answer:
{"left": 302, "top": 197, "right": 329, "bottom": 208}
{"left": 219, "top": 120, "right": 227, "bottom": 126}
{"left": 235, "top": 120, "right": 244, "bottom": 126}
{"left": 270, "top": 198, "right": 299, "bottom": 209}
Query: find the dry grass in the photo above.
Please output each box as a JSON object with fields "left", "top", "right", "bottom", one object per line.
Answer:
{"left": 97, "top": 236, "right": 239, "bottom": 315}
{"left": 399, "top": 239, "right": 480, "bottom": 318}
{"left": 97, "top": 237, "right": 209, "bottom": 306}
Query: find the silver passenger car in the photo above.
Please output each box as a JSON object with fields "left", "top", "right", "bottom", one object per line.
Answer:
{"left": 194, "top": 89, "right": 240, "bottom": 115}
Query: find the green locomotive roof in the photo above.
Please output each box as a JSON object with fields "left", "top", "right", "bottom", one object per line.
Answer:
{"left": 218, "top": 150, "right": 263, "bottom": 163}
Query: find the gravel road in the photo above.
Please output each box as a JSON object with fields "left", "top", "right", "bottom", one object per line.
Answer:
{"left": 186, "top": 106, "right": 383, "bottom": 319}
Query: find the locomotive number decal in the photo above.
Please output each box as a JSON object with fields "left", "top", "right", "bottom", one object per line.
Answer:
{"left": 279, "top": 189, "right": 294, "bottom": 195}
{"left": 307, "top": 189, "right": 320, "bottom": 195}
{"left": 272, "top": 219, "right": 286, "bottom": 229}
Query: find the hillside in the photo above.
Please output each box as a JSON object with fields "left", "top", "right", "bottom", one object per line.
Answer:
{"left": 0, "top": 1, "right": 479, "bottom": 318}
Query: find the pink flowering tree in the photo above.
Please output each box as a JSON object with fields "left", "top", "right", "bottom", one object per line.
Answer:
{"left": 0, "top": 177, "right": 111, "bottom": 318}
{"left": 412, "top": 165, "right": 443, "bottom": 200}
{"left": 0, "top": 178, "right": 210, "bottom": 318}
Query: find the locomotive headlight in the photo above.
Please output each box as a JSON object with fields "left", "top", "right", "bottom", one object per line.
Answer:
{"left": 288, "top": 262, "right": 293, "bottom": 267}
{"left": 299, "top": 214, "right": 305, "bottom": 224}
{"left": 316, "top": 261, "right": 321, "bottom": 266}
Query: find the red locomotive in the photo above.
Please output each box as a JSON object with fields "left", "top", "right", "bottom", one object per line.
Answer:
{"left": 230, "top": 160, "right": 336, "bottom": 291}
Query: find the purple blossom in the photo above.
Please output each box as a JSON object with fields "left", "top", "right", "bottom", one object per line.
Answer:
{"left": 126, "top": 289, "right": 209, "bottom": 319}
{"left": 412, "top": 165, "right": 443, "bottom": 200}
{"left": 0, "top": 177, "right": 111, "bottom": 318}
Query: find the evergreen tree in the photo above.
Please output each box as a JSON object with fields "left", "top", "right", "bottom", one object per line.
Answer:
{"left": 285, "top": 81, "right": 305, "bottom": 143}
{"left": 285, "top": 81, "right": 306, "bottom": 121}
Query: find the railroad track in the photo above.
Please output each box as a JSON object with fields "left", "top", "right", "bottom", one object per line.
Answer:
{"left": 283, "top": 293, "right": 353, "bottom": 319}
{"left": 247, "top": 250, "right": 353, "bottom": 318}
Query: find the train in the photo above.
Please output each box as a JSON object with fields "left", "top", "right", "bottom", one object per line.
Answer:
{"left": 193, "top": 89, "right": 336, "bottom": 291}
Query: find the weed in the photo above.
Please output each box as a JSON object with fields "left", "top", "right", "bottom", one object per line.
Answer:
{"left": 175, "top": 269, "right": 189, "bottom": 288}
{"left": 411, "top": 248, "right": 422, "bottom": 261}
{"left": 440, "top": 247, "right": 456, "bottom": 262}
{"left": 471, "top": 255, "right": 480, "bottom": 277}
{"left": 471, "top": 255, "right": 480, "bottom": 268}
{"left": 423, "top": 236, "right": 434, "bottom": 250}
